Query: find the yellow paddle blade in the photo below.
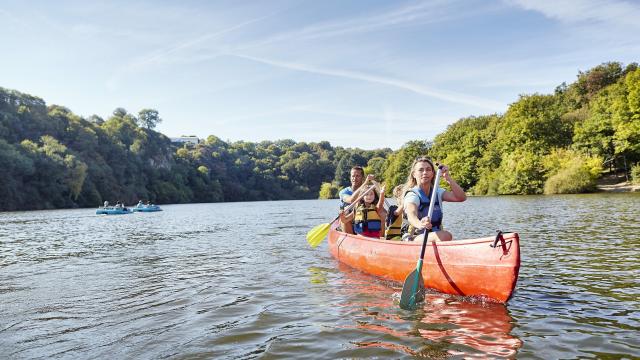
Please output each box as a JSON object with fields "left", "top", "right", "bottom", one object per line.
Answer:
{"left": 306, "top": 223, "right": 331, "bottom": 248}
{"left": 305, "top": 223, "right": 325, "bottom": 242}
{"left": 306, "top": 223, "right": 329, "bottom": 247}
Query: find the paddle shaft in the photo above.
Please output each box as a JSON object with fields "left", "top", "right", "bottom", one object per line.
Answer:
{"left": 406, "top": 166, "right": 442, "bottom": 308}
{"left": 417, "top": 166, "right": 443, "bottom": 262}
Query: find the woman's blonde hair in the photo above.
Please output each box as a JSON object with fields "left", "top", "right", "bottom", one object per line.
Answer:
{"left": 402, "top": 157, "right": 436, "bottom": 192}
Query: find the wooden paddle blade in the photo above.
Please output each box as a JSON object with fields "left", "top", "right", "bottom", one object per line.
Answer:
{"left": 306, "top": 223, "right": 330, "bottom": 248}
{"left": 399, "top": 269, "right": 424, "bottom": 310}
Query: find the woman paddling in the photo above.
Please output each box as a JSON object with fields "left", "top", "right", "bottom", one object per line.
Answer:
{"left": 403, "top": 157, "right": 466, "bottom": 241}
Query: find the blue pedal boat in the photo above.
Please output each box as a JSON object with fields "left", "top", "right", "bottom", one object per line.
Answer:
{"left": 96, "top": 207, "right": 132, "bottom": 215}
{"left": 132, "top": 205, "right": 162, "bottom": 212}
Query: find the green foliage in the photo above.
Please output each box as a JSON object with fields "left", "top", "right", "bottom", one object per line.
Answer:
{"left": 333, "top": 152, "right": 366, "bottom": 186}
{"left": 498, "top": 93, "right": 572, "bottom": 154}
{"left": 432, "top": 115, "right": 497, "bottom": 189}
{"left": 137, "top": 109, "right": 162, "bottom": 129}
{"left": 631, "top": 163, "right": 640, "bottom": 185}
{"left": 565, "top": 62, "right": 626, "bottom": 107}
{"left": 318, "top": 182, "right": 339, "bottom": 199}
{"left": 2, "top": 61, "right": 639, "bottom": 210}
{"left": 382, "top": 140, "right": 431, "bottom": 190}
{"left": 542, "top": 149, "right": 603, "bottom": 194}
{"left": 197, "top": 165, "right": 209, "bottom": 175}
{"left": 572, "top": 87, "right": 617, "bottom": 159}
{"left": 496, "top": 149, "right": 545, "bottom": 195}
{"left": 611, "top": 69, "right": 640, "bottom": 158}
{"left": 438, "top": 62, "right": 640, "bottom": 195}
{"left": 65, "top": 155, "right": 88, "bottom": 200}
{"left": 544, "top": 164, "right": 596, "bottom": 194}
{"left": 364, "top": 157, "right": 386, "bottom": 181}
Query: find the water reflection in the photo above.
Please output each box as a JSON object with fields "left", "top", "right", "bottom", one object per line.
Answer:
{"left": 330, "top": 263, "right": 522, "bottom": 359}
{"left": 411, "top": 295, "right": 521, "bottom": 359}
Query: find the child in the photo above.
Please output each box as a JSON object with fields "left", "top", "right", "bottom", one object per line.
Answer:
{"left": 340, "top": 184, "right": 386, "bottom": 238}
{"left": 384, "top": 185, "right": 405, "bottom": 240}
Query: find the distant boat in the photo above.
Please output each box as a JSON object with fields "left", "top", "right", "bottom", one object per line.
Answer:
{"left": 96, "top": 206, "right": 132, "bottom": 215}
{"left": 132, "top": 204, "right": 162, "bottom": 212}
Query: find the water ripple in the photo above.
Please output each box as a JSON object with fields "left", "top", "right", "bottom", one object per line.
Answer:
{"left": 1, "top": 196, "right": 639, "bottom": 358}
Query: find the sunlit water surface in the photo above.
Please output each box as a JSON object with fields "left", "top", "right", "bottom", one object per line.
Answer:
{"left": 1, "top": 194, "right": 639, "bottom": 359}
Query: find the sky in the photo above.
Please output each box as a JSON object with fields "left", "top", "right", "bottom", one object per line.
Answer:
{"left": 1, "top": 0, "right": 639, "bottom": 150}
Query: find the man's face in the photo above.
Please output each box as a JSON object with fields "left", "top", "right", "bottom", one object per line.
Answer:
{"left": 350, "top": 169, "right": 364, "bottom": 187}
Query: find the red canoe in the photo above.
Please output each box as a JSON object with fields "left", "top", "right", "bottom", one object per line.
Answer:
{"left": 327, "top": 227, "right": 521, "bottom": 303}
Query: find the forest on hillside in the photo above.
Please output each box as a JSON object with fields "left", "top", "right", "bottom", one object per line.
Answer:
{"left": 1, "top": 62, "right": 639, "bottom": 211}
{"left": 427, "top": 61, "right": 640, "bottom": 195}
{"left": 0, "top": 89, "right": 390, "bottom": 211}
{"left": 321, "top": 61, "right": 640, "bottom": 198}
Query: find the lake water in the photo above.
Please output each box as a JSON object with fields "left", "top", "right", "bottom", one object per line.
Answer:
{"left": 1, "top": 194, "right": 639, "bottom": 359}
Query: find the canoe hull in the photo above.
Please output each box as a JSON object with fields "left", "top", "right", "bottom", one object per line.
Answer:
{"left": 327, "top": 228, "right": 520, "bottom": 303}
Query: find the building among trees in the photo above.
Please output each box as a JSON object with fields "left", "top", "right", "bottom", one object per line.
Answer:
{"left": 170, "top": 136, "right": 200, "bottom": 146}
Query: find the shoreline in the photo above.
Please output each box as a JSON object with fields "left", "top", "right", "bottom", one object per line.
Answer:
{"left": 596, "top": 181, "right": 640, "bottom": 192}
{"left": 2, "top": 186, "right": 640, "bottom": 213}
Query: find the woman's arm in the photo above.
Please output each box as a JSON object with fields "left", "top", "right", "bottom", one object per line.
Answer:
{"left": 440, "top": 165, "right": 467, "bottom": 202}
{"left": 405, "top": 201, "right": 432, "bottom": 231}
{"left": 404, "top": 202, "right": 423, "bottom": 229}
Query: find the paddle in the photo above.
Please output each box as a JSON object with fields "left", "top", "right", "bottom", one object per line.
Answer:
{"left": 307, "top": 184, "right": 377, "bottom": 248}
{"left": 399, "top": 164, "right": 443, "bottom": 310}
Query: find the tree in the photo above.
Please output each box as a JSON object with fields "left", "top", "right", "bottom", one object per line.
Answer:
{"left": 568, "top": 62, "right": 626, "bottom": 107}
{"left": 87, "top": 114, "right": 104, "bottom": 125}
{"left": 382, "top": 140, "right": 431, "bottom": 190}
{"left": 431, "top": 115, "right": 497, "bottom": 190}
{"left": 542, "top": 149, "right": 602, "bottom": 194}
{"left": 138, "top": 109, "right": 162, "bottom": 129}
{"left": 572, "top": 85, "right": 617, "bottom": 160}
{"left": 318, "top": 182, "right": 339, "bottom": 199}
{"left": 333, "top": 153, "right": 366, "bottom": 186}
{"left": 364, "top": 157, "right": 386, "bottom": 184}
{"left": 496, "top": 149, "right": 545, "bottom": 195}
{"left": 611, "top": 68, "right": 640, "bottom": 162}
{"left": 64, "top": 154, "right": 88, "bottom": 200}
{"left": 112, "top": 107, "right": 127, "bottom": 118}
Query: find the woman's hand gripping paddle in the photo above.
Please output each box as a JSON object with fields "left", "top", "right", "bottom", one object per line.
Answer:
{"left": 306, "top": 184, "right": 377, "bottom": 248}
{"left": 399, "top": 165, "right": 443, "bottom": 310}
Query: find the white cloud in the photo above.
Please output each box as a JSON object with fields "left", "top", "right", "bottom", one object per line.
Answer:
{"left": 257, "top": 0, "right": 459, "bottom": 43}
{"left": 506, "top": 0, "right": 640, "bottom": 28}
{"left": 231, "top": 54, "right": 505, "bottom": 111}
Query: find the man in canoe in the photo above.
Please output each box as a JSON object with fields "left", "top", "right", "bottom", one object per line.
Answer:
{"left": 403, "top": 157, "right": 466, "bottom": 241}
{"left": 338, "top": 166, "right": 375, "bottom": 209}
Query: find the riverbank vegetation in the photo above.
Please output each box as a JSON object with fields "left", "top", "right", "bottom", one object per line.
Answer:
{"left": 632, "top": 164, "right": 640, "bottom": 185}
{"left": 322, "top": 62, "right": 640, "bottom": 197}
{"left": 0, "top": 89, "right": 390, "bottom": 210}
{"left": 424, "top": 62, "right": 640, "bottom": 195}
{"left": 1, "top": 62, "right": 638, "bottom": 211}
